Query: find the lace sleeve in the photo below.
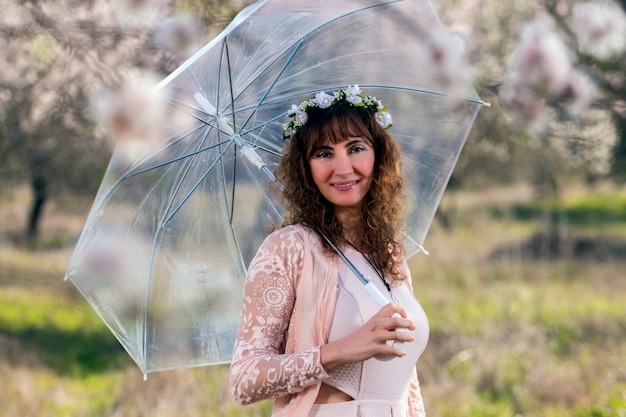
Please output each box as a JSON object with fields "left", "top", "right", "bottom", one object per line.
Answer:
{"left": 403, "top": 258, "right": 427, "bottom": 416}
{"left": 408, "top": 367, "right": 426, "bottom": 416}
{"left": 229, "top": 229, "right": 329, "bottom": 405}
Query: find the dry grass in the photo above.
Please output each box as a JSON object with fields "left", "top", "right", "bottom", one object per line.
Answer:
{"left": 1, "top": 184, "right": 625, "bottom": 416}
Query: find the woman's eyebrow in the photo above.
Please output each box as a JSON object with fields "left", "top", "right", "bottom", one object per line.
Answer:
{"left": 310, "top": 144, "right": 334, "bottom": 155}
{"left": 345, "top": 138, "right": 367, "bottom": 147}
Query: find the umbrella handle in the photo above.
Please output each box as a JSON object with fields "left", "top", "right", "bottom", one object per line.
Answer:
{"left": 364, "top": 282, "right": 406, "bottom": 359}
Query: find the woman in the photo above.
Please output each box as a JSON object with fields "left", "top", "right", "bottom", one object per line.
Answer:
{"left": 230, "top": 85, "right": 429, "bottom": 416}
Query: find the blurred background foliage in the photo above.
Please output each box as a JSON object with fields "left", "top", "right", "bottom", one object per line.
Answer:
{"left": 0, "top": 0, "right": 624, "bottom": 238}
{"left": 0, "top": 0, "right": 624, "bottom": 416}
{"left": 0, "top": 0, "right": 625, "bottom": 236}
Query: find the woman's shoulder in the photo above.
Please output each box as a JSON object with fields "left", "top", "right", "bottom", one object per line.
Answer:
{"left": 255, "top": 224, "right": 315, "bottom": 257}
{"left": 264, "top": 223, "right": 317, "bottom": 246}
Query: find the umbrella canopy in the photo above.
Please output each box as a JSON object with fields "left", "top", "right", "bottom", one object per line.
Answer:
{"left": 65, "top": 0, "right": 488, "bottom": 377}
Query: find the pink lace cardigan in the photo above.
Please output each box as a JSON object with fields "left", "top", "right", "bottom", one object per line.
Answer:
{"left": 229, "top": 224, "right": 426, "bottom": 416}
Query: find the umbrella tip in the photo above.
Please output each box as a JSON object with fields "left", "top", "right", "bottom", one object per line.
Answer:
{"left": 143, "top": 373, "right": 147, "bottom": 381}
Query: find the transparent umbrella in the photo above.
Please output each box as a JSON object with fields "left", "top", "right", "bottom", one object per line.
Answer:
{"left": 65, "top": 0, "right": 488, "bottom": 377}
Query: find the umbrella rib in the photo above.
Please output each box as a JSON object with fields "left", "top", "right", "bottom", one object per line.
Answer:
{"left": 211, "top": 37, "right": 312, "bottom": 155}
{"left": 86, "top": 122, "right": 208, "bottom": 210}
{"left": 164, "top": 97, "right": 216, "bottom": 124}
{"left": 359, "top": 84, "right": 491, "bottom": 107}
{"left": 224, "top": 38, "right": 238, "bottom": 134}
{"left": 224, "top": 37, "right": 240, "bottom": 226}
{"left": 241, "top": 132, "right": 283, "bottom": 157}
{"left": 124, "top": 124, "right": 219, "bottom": 236}
{"left": 401, "top": 231, "right": 429, "bottom": 256}
{"left": 143, "top": 232, "right": 159, "bottom": 376}
{"left": 116, "top": 98, "right": 235, "bottom": 179}
{"left": 237, "top": 37, "right": 305, "bottom": 133}
{"left": 125, "top": 139, "right": 232, "bottom": 178}
{"left": 216, "top": 39, "right": 225, "bottom": 121}
{"left": 164, "top": 97, "right": 247, "bottom": 139}
{"left": 160, "top": 141, "right": 234, "bottom": 227}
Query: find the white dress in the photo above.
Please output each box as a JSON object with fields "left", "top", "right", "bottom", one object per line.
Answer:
{"left": 308, "top": 245, "right": 429, "bottom": 417}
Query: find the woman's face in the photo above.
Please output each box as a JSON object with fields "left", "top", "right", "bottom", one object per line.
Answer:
{"left": 308, "top": 135, "right": 375, "bottom": 212}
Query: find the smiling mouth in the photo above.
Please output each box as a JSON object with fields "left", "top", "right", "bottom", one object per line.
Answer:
{"left": 332, "top": 180, "right": 359, "bottom": 190}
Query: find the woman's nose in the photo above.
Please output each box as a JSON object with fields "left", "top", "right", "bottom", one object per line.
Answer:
{"left": 333, "top": 152, "right": 353, "bottom": 175}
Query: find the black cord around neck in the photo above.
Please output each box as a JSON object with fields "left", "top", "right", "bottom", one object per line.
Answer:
{"left": 338, "top": 238, "right": 392, "bottom": 294}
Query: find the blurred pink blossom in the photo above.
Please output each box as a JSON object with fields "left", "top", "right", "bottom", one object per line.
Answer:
{"left": 82, "top": 229, "right": 152, "bottom": 315}
{"left": 113, "top": 0, "right": 168, "bottom": 27}
{"left": 501, "top": 16, "right": 600, "bottom": 132}
{"left": 152, "top": 14, "right": 202, "bottom": 58}
{"left": 513, "top": 17, "right": 573, "bottom": 96}
{"left": 417, "top": 30, "right": 474, "bottom": 100}
{"left": 563, "top": 69, "right": 597, "bottom": 117}
{"left": 571, "top": 1, "right": 626, "bottom": 59}
{"left": 91, "top": 73, "right": 167, "bottom": 151}
{"left": 499, "top": 75, "right": 549, "bottom": 133}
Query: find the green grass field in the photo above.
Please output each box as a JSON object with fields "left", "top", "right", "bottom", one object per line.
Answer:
{"left": 1, "top": 184, "right": 625, "bottom": 417}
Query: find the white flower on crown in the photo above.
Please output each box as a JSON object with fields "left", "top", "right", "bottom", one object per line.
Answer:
{"left": 289, "top": 104, "right": 308, "bottom": 124}
{"left": 376, "top": 111, "right": 393, "bottom": 129}
{"left": 312, "top": 91, "right": 334, "bottom": 108}
{"left": 346, "top": 84, "right": 363, "bottom": 104}
{"left": 295, "top": 110, "right": 308, "bottom": 124}
{"left": 347, "top": 84, "right": 362, "bottom": 95}
{"left": 346, "top": 94, "right": 362, "bottom": 105}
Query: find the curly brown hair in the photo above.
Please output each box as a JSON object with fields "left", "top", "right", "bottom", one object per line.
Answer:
{"left": 276, "top": 104, "right": 407, "bottom": 282}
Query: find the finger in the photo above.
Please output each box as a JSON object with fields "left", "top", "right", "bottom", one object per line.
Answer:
{"left": 368, "top": 316, "right": 414, "bottom": 335}
{"left": 377, "top": 302, "right": 407, "bottom": 318}
{"left": 389, "top": 329, "right": 415, "bottom": 343}
{"left": 376, "top": 327, "right": 414, "bottom": 343}
{"left": 370, "top": 319, "right": 410, "bottom": 335}
{"left": 379, "top": 315, "right": 414, "bottom": 331}
{"left": 371, "top": 324, "right": 414, "bottom": 344}
{"left": 376, "top": 343, "right": 408, "bottom": 359}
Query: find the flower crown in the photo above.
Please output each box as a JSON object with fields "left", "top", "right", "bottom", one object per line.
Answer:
{"left": 282, "top": 85, "right": 393, "bottom": 139}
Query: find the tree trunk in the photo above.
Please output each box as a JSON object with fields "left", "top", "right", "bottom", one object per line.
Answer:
{"left": 27, "top": 175, "right": 47, "bottom": 238}
{"left": 611, "top": 112, "right": 626, "bottom": 179}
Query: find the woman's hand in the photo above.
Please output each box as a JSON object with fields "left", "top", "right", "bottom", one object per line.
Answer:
{"left": 319, "top": 303, "right": 415, "bottom": 372}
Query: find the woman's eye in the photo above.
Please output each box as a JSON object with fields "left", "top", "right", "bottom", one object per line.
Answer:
{"left": 350, "top": 145, "right": 366, "bottom": 153}
{"left": 315, "top": 151, "right": 332, "bottom": 158}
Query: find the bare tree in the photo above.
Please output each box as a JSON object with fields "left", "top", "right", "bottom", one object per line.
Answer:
{"left": 0, "top": 0, "right": 237, "bottom": 238}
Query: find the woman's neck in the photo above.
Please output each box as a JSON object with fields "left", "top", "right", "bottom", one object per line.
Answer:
{"left": 335, "top": 206, "right": 362, "bottom": 245}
